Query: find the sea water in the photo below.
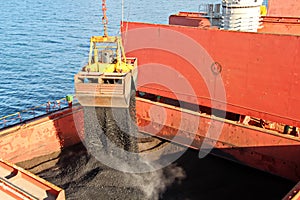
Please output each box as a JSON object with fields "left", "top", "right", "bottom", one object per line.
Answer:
{"left": 0, "top": 0, "right": 270, "bottom": 117}
{"left": 0, "top": 0, "right": 204, "bottom": 117}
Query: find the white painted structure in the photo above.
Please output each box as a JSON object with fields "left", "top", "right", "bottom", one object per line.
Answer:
{"left": 221, "top": 0, "right": 263, "bottom": 32}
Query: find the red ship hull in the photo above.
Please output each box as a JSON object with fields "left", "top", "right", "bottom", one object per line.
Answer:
{"left": 1, "top": 102, "right": 299, "bottom": 182}
{"left": 121, "top": 21, "right": 300, "bottom": 127}
{"left": 1, "top": 0, "right": 300, "bottom": 198}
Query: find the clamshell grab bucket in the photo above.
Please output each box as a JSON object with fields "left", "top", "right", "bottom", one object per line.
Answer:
{"left": 75, "top": 71, "right": 135, "bottom": 108}
{"left": 74, "top": 35, "right": 137, "bottom": 108}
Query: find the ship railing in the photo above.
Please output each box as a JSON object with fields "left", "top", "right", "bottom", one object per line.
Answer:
{"left": 198, "top": 3, "right": 222, "bottom": 18}
{"left": 0, "top": 96, "right": 78, "bottom": 130}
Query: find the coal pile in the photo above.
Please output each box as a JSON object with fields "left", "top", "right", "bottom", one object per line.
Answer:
{"left": 38, "top": 94, "right": 186, "bottom": 200}
{"left": 36, "top": 94, "right": 295, "bottom": 200}
{"left": 37, "top": 142, "right": 186, "bottom": 200}
{"left": 37, "top": 142, "right": 295, "bottom": 200}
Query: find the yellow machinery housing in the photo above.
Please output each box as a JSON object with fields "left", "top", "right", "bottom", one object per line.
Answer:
{"left": 74, "top": 36, "right": 137, "bottom": 108}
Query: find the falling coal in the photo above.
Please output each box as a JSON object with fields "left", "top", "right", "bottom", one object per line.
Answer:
{"left": 35, "top": 91, "right": 186, "bottom": 199}
{"left": 81, "top": 91, "right": 186, "bottom": 199}
{"left": 33, "top": 92, "right": 295, "bottom": 199}
{"left": 34, "top": 141, "right": 295, "bottom": 200}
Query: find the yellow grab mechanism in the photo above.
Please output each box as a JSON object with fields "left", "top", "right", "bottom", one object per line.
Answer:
{"left": 74, "top": 0, "right": 138, "bottom": 108}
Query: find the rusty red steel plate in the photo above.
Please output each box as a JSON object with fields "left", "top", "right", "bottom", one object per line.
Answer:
{"left": 0, "top": 159, "right": 65, "bottom": 199}
{"left": 136, "top": 98, "right": 300, "bottom": 182}
{"left": 121, "top": 22, "right": 300, "bottom": 127}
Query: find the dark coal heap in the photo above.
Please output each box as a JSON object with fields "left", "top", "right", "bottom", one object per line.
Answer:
{"left": 37, "top": 142, "right": 295, "bottom": 200}
{"left": 37, "top": 95, "right": 295, "bottom": 200}
{"left": 38, "top": 143, "right": 185, "bottom": 200}
{"left": 39, "top": 94, "right": 187, "bottom": 200}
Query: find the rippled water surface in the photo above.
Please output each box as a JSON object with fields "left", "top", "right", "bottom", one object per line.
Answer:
{"left": 0, "top": 0, "right": 205, "bottom": 116}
